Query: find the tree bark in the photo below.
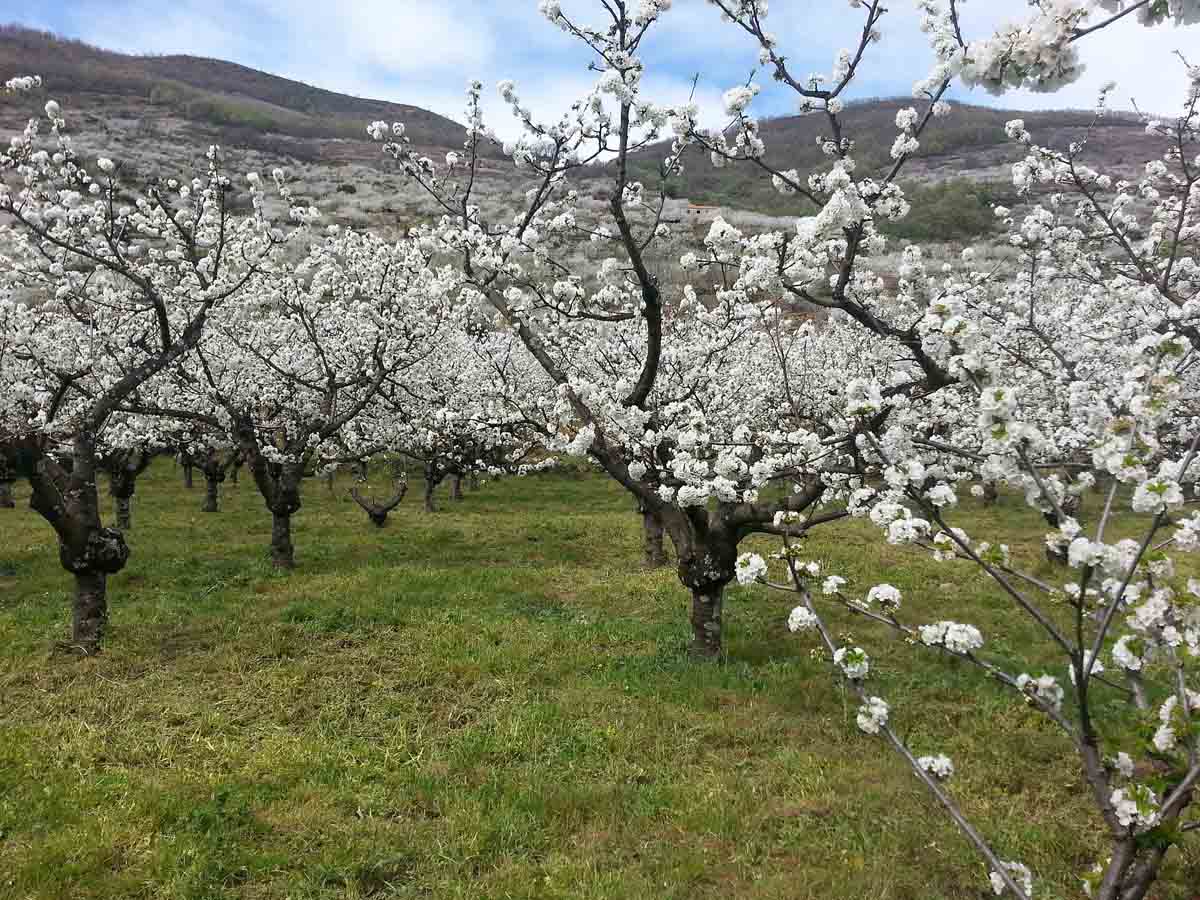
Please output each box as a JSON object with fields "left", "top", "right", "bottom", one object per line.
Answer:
{"left": 982, "top": 481, "right": 999, "bottom": 505}
{"left": 469, "top": 472, "right": 480, "bottom": 491}
{"left": 668, "top": 513, "right": 737, "bottom": 660}
{"left": 271, "top": 511, "right": 294, "bottom": 569}
{"left": 105, "top": 449, "right": 150, "bottom": 533}
{"left": 114, "top": 495, "right": 132, "bottom": 531}
{"left": 642, "top": 505, "right": 667, "bottom": 568}
{"left": 202, "top": 475, "right": 220, "bottom": 512}
{"left": 689, "top": 587, "right": 724, "bottom": 660}
{"left": 182, "top": 461, "right": 194, "bottom": 489}
{"left": 422, "top": 463, "right": 440, "bottom": 513}
{"left": 236, "top": 424, "right": 306, "bottom": 569}
{"left": 72, "top": 570, "right": 109, "bottom": 654}
{"left": 0, "top": 453, "right": 14, "bottom": 508}
{"left": 451, "top": 474, "right": 464, "bottom": 501}
{"left": 25, "top": 434, "right": 130, "bottom": 653}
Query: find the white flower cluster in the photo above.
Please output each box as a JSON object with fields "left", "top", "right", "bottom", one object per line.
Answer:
{"left": 864, "top": 583, "right": 902, "bottom": 611}
{"left": 834, "top": 646, "right": 870, "bottom": 680}
{"left": 735, "top": 552, "right": 768, "bottom": 585}
{"left": 918, "top": 621, "right": 983, "bottom": 654}
{"left": 3, "top": 74, "right": 42, "bottom": 92}
{"left": 1152, "top": 691, "right": 1200, "bottom": 753}
{"left": 989, "top": 861, "right": 1033, "bottom": 898}
{"left": 916, "top": 753, "right": 954, "bottom": 780}
{"left": 1110, "top": 784, "right": 1159, "bottom": 832}
{"left": 787, "top": 605, "right": 818, "bottom": 632}
{"left": 856, "top": 696, "right": 889, "bottom": 734}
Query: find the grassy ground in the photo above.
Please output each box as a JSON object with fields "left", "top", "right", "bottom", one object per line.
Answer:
{"left": 0, "top": 463, "right": 1196, "bottom": 899}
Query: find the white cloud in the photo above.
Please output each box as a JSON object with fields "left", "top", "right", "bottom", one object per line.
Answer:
{"left": 248, "top": 0, "right": 496, "bottom": 75}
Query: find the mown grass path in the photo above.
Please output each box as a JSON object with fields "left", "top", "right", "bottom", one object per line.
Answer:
{"left": 1, "top": 464, "right": 1196, "bottom": 898}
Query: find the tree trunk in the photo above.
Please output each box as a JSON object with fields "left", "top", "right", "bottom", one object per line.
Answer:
{"left": 451, "top": 474, "right": 464, "bottom": 501}
{"left": 72, "top": 570, "right": 108, "bottom": 654}
{"left": 203, "top": 475, "right": 220, "bottom": 513}
{"left": 182, "top": 461, "right": 194, "bottom": 489}
{"left": 0, "top": 453, "right": 15, "bottom": 508}
{"left": 469, "top": 472, "right": 480, "bottom": 491}
{"left": 689, "top": 587, "right": 724, "bottom": 660}
{"left": 25, "top": 436, "right": 131, "bottom": 654}
{"left": 982, "top": 481, "right": 998, "bottom": 505}
{"left": 271, "top": 511, "right": 294, "bottom": 569}
{"left": 106, "top": 452, "right": 148, "bottom": 533}
{"left": 423, "top": 476, "right": 437, "bottom": 512}
{"left": 114, "top": 495, "right": 132, "bottom": 531}
{"left": 642, "top": 505, "right": 667, "bottom": 568}
{"left": 230, "top": 462, "right": 239, "bottom": 484}
{"left": 237, "top": 430, "right": 305, "bottom": 570}
{"left": 668, "top": 514, "right": 737, "bottom": 660}
{"left": 325, "top": 470, "right": 336, "bottom": 494}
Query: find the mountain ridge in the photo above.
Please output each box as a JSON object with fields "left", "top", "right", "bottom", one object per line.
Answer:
{"left": 0, "top": 24, "right": 473, "bottom": 152}
{"left": 627, "top": 97, "right": 1161, "bottom": 217}
{"left": 0, "top": 24, "right": 1169, "bottom": 238}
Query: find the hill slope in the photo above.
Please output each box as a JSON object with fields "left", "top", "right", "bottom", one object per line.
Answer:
{"left": 0, "top": 24, "right": 470, "bottom": 158}
{"left": 627, "top": 97, "right": 1162, "bottom": 221}
{"left": 0, "top": 25, "right": 1166, "bottom": 240}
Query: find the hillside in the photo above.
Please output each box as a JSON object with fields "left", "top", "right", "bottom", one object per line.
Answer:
{"left": 0, "top": 25, "right": 522, "bottom": 232}
{"left": 626, "top": 97, "right": 1163, "bottom": 238}
{"left": 0, "top": 25, "right": 1167, "bottom": 241}
{"left": 0, "top": 24, "right": 471, "bottom": 155}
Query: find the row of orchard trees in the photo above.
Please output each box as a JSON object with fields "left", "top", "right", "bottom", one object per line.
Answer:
{"left": 0, "top": 107, "right": 540, "bottom": 641}
{"left": 3, "top": 1, "right": 1200, "bottom": 896}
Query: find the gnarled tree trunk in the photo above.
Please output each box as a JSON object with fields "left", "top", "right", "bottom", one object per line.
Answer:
{"left": 237, "top": 423, "right": 306, "bottom": 569}
{"left": 664, "top": 510, "right": 737, "bottom": 660}
{"left": 106, "top": 449, "right": 152, "bottom": 533}
{"left": 0, "top": 452, "right": 14, "bottom": 509}
{"left": 73, "top": 570, "right": 109, "bottom": 651}
{"left": 27, "top": 435, "right": 130, "bottom": 654}
{"left": 639, "top": 500, "right": 667, "bottom": 568}
{"left": 196, "top": 449, "right": 233, "bottom": 513}
{"left": 422, "top": 463, "right": 442, "bottom": 513}
{"left": 114, "top": 495, "right": 132, "bottom": 531}
{"left": 350, "top": 480, "right": 407, "bottom": 528}
{"left": 182, "top": 459, "right": 194, "bottom": 489}
{"left": 202, "top": 474, "right": 221, "bottom": 512}
{"left": 271, "top": 510, "right": 294, "bottom": 569}
{"left": 261, "top": 460, "right": 304, "bottom": 569}
{"left": 689, "top": 585, "right": 725, "bottom": 659}
{"left": 451, "top": 474, "right": 464, "bottom": 501}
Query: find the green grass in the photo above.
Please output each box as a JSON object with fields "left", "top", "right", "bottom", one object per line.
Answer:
{"left": 0, "top": 464, "right": 1196, "bottom": 899}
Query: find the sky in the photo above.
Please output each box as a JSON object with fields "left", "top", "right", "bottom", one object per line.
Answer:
{"left": 10, "top": 0, "right": 1198, "bottom": 139}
